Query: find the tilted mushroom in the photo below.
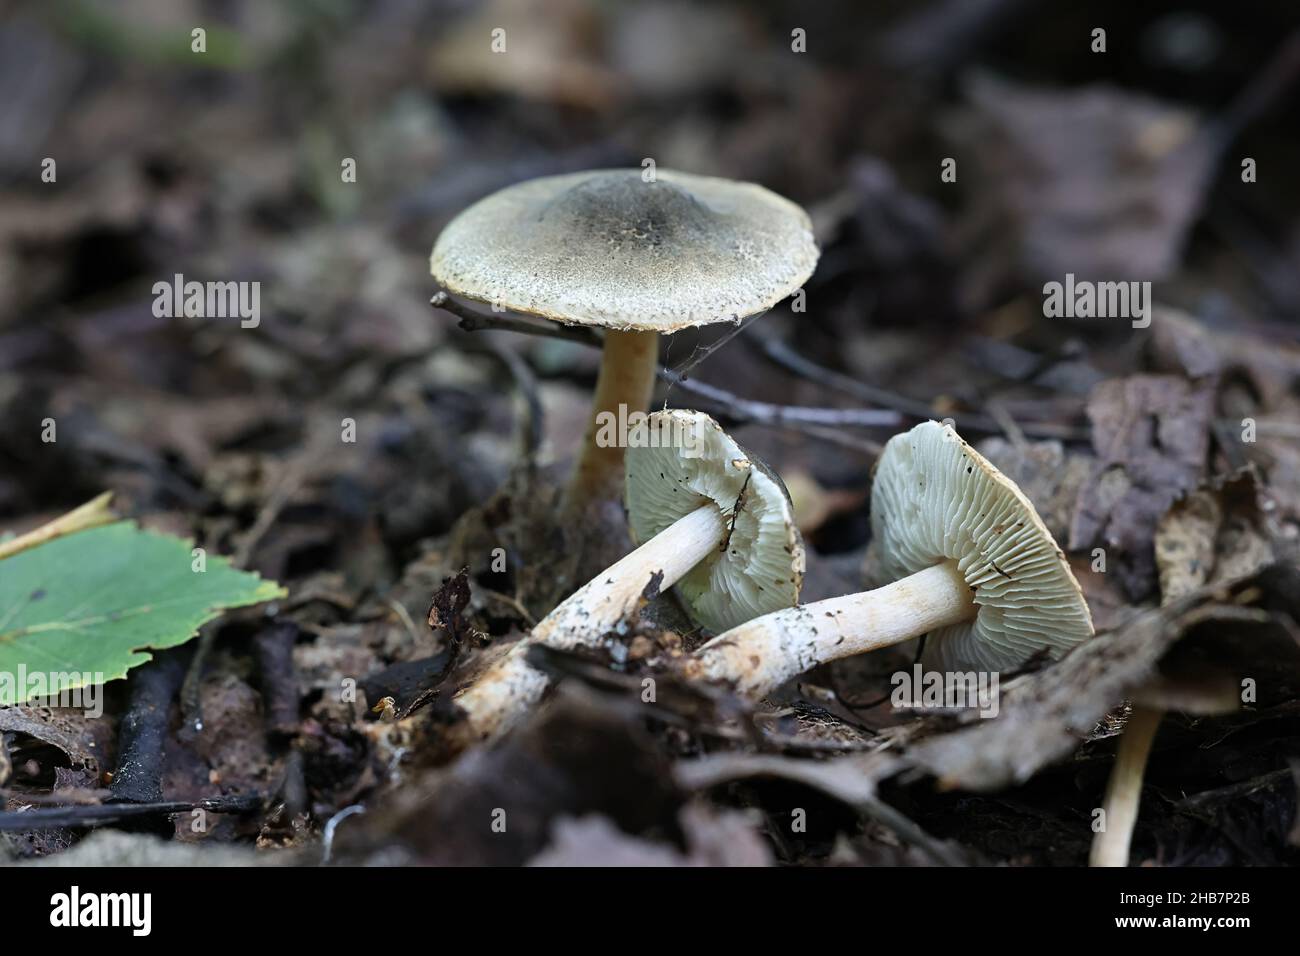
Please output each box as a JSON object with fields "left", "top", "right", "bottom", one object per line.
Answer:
{"left": 682, "top": 420, "right": 1095, "bottom": 698}
{"left": 430, "top": 169, "right": 818, "bottom": 512}
{"left": 624, "top": 410, "right": 804, "bottom": 634}
{"left": 444, "top": 409, "right": 803, "bottom": 747}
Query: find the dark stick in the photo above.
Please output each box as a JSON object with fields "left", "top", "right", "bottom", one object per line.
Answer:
{"left": 276, "top": 749, "right": 308, "bottom": 821}
{"left": 432, "top": 293, "right": 898, "bottom": 452}
{"left": 753, "top": 330, "right": 1089, "bottom": 442}
{"left": 182, "top": 462, "right": 306, "bottom": 732}
{"left": 431, "top": 291, "right": 598, "bottom": 346}
{"left": 254, "top": 619, "right": 301, "bottom": 741}
{"left": 109, "top": 647, "right": 189, "bottom": 805}
{"left": 659, "top": 367, "right": 898, "bottom": 428}
{"left": 0, "top": 794, "right": 262, "bottom": 832}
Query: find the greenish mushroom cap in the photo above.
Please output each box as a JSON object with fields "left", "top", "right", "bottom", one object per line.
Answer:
{"left": 625, "top": 410, "right": 804, "bottom": 634}
{"left": 871, "top": 421, "right": 1095, "bottom": 672}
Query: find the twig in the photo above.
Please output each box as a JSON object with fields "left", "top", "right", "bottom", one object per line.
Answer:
{"left": 110, "top": 647, "right": 190, "bottom": 807}
{"left": 659, "top": 367, "right": 899, "bottom": 429}
{"left": 385, "top": 597, "right": 425, "bottom": 648}
{"left": 754, "top": 331, "right": 1089, "bottom": 442}
{"left": 0, "top": 492, "right": 116, "bottom": 561}
{"left": 484, "top": 340, "right": 544, "bottom": 464}
{"left": 234, "top": 461, "right": 309, "bottom": 570}
{"left": 274, "top": 748, "right": 308, "bottom": 821}
{"left": 1175, "top": 768, "right": 1292, "bottom": 811}
{"left": 254, "top": 620, "right": 300, "bottom": 740}
{"left": 675, "top": 752, "right": 966, "bottom": 866}
{"left": 985, "top": 399, "right": 1028, "bottom": 452}
{"left": 434, "top": 292, "right": 893, "bottom": 453}
{"left": 0, "top": 794, "right": 263, "bottom": 831}
{"left": 481, "top": 588, "right": 537, "bottom": 626}
{"left": 182, "top": 459, "right": 306, "bottom": 731}
{"left": 431, "top": 291, "right": 598, "bottom": 346}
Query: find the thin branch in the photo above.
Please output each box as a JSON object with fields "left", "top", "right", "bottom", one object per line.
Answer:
{"left": 183, "top": 458, "right": 308, "bottom": 732}
{"left": 111, "top": 648, "right": 190, "bottom": 805}
{"left": 485, "top": 340, "right": 545, "bottom": 463}
{"left": 0, "top": 794, "right": 263, "bottom": 831}
{"left": 659, "top": 367, "right": 898, "bottom": 428}
{"left": 0, "top": 492, "right": 116, "bottom": 562}
{"left": 754, "top": 330, "right": 1089, "bottom": 442}
{"left": 431, "top": 291, "right": 598, "bottom": 346}
{"left": 434, "top": 292, "right": 896, "bottom": 453}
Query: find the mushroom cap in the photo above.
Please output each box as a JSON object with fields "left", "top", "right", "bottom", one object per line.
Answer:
{"left": 430, "top": 168, "right": 819, "bottom": 333}
{"left": 626, "top": 409, "right": 804, "bottom": 633}
{"left": 870, "top": 421, "right": 1094, "bottom": 672}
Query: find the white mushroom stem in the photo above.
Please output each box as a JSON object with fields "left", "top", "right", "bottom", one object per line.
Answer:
{"left": 445, "top": 503, "right": 726, "bottom": 748}
{"left": 564, "top": 329, "right": 659, "bottom": 510}
{"left": 1089, "top": 705, "right": 1163, "bottom": 867}
{"left": 682, "top": 559, "right": 976, "bottom": 699}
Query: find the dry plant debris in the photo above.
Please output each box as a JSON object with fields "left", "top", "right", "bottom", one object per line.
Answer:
{"left": 2, "top": 1, "right": 1300, "bottom": 871}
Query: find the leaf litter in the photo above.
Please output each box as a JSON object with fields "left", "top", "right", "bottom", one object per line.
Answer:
{"left": 3, "top": 2, "right": 1300, "bottom": 867}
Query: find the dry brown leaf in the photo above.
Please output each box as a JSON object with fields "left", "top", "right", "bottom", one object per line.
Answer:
{"left": 948, "top": 74, "right": 1218, "bottom": 301}
{"left": 1155, "top": 469, "right": 1275, "bottom": 604}
{"left": 1070, "top": 374, "right": 1216, "bottom": 600}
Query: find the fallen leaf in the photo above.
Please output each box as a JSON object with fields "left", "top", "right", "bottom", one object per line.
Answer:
{"left": 0, "top": 522, "right": 284, "bottom": 704}
{"left": 1155, "top": 469, "right": 1274, "bottom": 604}
{"left": 948, "top": 74, "right": 1218, "bottom": 302}
{"left": 903, "top": 564, "right": 1300, "bottom": 791}
{"left": 1070, "top": 374, "right": 1215, "bottom": 600}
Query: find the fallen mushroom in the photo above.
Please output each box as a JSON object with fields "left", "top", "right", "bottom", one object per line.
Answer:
{"left": 444, "top": 409, "right": 804, "bottom": 746}
{"left": 430, "top": 168, "right": 818, "bottom": 512}
{"left": 681, "top": 420, "right": 1095, "bottom": 698}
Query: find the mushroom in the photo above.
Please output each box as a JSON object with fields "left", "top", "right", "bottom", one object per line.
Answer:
{"left": 1088, "top": 594, "right": 1242, "bottom": 865}
{"left": 682, "top": 420, "right": 1095, "bottom": 698}
{"left": 444, "top": 409, "right": 803, "bottom": 746}
{"left": 430, "top": 168, "right": 818, "bottom": 511}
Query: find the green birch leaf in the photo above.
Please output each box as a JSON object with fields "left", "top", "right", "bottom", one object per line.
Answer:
{"left": 0, "top": 522, "right": 284, "bottom": 705}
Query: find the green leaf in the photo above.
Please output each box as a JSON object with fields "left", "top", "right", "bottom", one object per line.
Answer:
{"left": 0, "top": 522, "right": 284, "bottom": 705}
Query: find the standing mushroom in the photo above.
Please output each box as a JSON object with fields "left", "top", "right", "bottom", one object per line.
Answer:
{"left": 682, "top": 420, "right": 1095, "bottom": 698}
{"left": 444, "top": 409, "right": 804, "bottom": 747}
{"left": 430, "top": 169, "right": 819, "bottom": 514}
{"left": 1088, "top": 704, "right": 1163, "bottom": 867}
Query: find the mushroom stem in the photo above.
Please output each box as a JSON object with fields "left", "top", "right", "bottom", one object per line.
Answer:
{"left": 683, "top": 559, "right": 975, "bottom": 699}
{"left": 445, "top": 503, "right": 727, "bottom": 746}
{"left": 1089, "top": 705, "right": 1163, "bottom": 867}
{"left": 564, "top": 329, "right": 660, "bottom": 510}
